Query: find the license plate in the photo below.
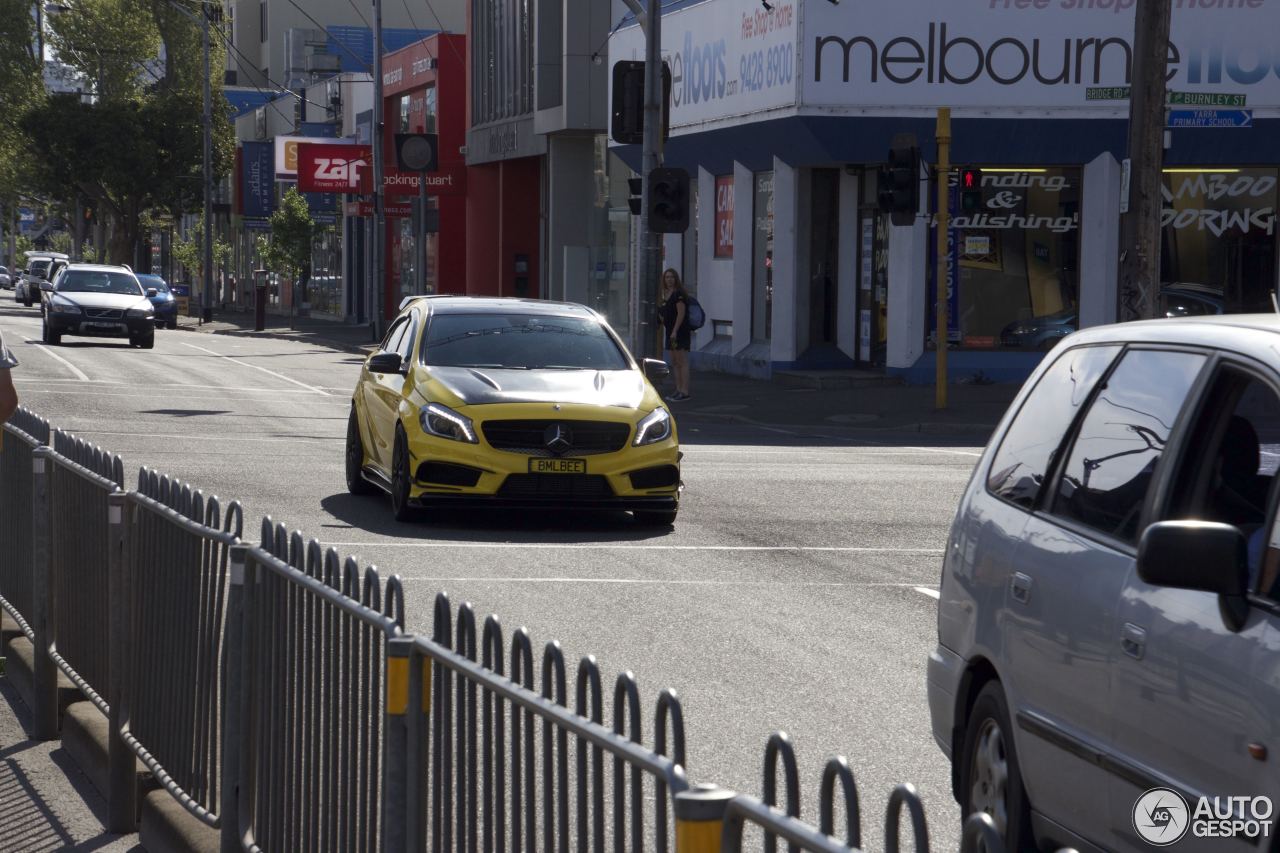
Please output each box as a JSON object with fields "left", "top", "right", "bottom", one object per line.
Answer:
{"left": 529, "top": 458, "right": 586, "bottom": 474}
{"left": 86, "top": 322, "right": 123, "bottom": 331}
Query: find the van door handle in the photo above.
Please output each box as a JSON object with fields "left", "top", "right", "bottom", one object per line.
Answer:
{"left": 1010, "top": 572, "right": 1033, "bottom": 604}
{"left": 1121, "top": 623, "right": 1147, "bottom": 660}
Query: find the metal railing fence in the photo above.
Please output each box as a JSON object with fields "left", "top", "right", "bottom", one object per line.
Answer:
{"left": 235, "top": 520, "right": 404, "bottom": 853}
{"left": 0, "top": 407, "right": 48, "bottom": 640}
{"left": 118, "top": 468, "right": 243, "bottom": 832}
{"left": 0, "top": 406, "right": 1078, "bottom": 853}
{"left": 47, "top": 429, "right": 125, "bottom": 717}
{"left": 382, "top": 592, "right": 690, "bottom": 853}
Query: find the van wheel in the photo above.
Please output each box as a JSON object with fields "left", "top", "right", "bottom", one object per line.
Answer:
{"left": 960, "top": 682, "right": 1034, "bottom": 853}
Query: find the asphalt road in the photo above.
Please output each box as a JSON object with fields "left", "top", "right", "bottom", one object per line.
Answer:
{"left": 0, "top": 301, "right": 985, "bottom": 851}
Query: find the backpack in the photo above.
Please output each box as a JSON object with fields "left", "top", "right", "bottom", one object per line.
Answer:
{"left": 685, "top": 295, "right": 706, "bottom": 331}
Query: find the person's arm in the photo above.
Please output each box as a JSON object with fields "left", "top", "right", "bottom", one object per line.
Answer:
{"left": 0, "top": 369, "right": 16, "bottom": 423}
{"left": 672, "top": 300, "right": 686, "bottom": 338}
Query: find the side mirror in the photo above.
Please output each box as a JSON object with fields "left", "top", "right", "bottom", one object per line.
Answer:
{"left": 1138, "top": 520, "right": 1250, "bottom": 631}
{"left": 367, "top": 351, "right": 404, "bottom": 374}
{"left": 642, "top": 358, "right": 670, "bottom": 382}
{"left": 146, "top": 288, "right": 158, "bottom": 298}
{"left": 39, "top": 281, "right": 53, "bottom": 292}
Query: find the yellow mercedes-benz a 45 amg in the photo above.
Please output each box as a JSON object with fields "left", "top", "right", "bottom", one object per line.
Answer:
{"left": 346, "top": 296, "right": 681, "bottom": 525}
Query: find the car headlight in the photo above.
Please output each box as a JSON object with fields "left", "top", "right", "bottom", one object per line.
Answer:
{"left": 127, "top": 305, "right": 155, "bottom": 318}
{"left": 48, "top": 300, "right": 81, "bottom": 314}
{"left": 418, "top": 402, "right": 478, "bottom": 443}
{"left": 633, "top": 407, "right": 672, "bottom": 446}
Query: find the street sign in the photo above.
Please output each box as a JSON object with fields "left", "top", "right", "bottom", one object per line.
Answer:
{"left": 1086, "top": 86, "right": 1130, "bottom": 101}
{"left": 1169, "top": 91, "right": 1246, "bottom": 108}
{"left": 1166, "top": 109, "right": 1253, "bottom": 128}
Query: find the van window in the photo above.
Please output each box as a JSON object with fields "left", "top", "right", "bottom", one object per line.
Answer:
{"left": 1052, "top": 349, "right": 1206, "bottom": 543}
{"left": 987, "top": 345, "right": 1120, "bottom": 509}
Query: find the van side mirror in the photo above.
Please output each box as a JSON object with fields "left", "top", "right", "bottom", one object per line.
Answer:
{"left": 146, "top": 288, "right": 158, "bottom": 298}
{"left": 642, "top": 358, "right": 670, "bottom": 382}
{"left": 39, "top": 281, "right": 53, "bottom": 293}
{"left": 1138, "top": 521, "right": 1250, "bottom": 631}
{"left": 367, "top": 351, "right": 404, "bottom": 374}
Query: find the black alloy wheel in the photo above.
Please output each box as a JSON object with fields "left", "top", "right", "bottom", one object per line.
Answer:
{"left": 346, "top": 408, "right": 376, "bottom": 496}
{"left": 960, "top": 682, "right": 1035, "bottom": 853}
{"left": 390, "top": 427, "right": 418, "bottom": 522}
{"left": 42, "top": 319, "right": 60, "bottom": 346}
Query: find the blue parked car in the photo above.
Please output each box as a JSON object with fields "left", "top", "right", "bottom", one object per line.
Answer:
{"left": 1000, "top": 284, "right": 1225, "bottom": 351}
{"left": 136, "top": 274, "right": 178, "bottom": 329}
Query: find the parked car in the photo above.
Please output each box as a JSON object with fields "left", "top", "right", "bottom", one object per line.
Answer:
{"left": 41, "top": 264, "right": 157, "bottom": 348}
{"left": 136, "top": 273, "right": 178, "bottom": 329}
{"left": 930, "top": 315, "right": 1280, "bottom": 852}
{"left": 0, "top": 266, "right": 10, "bottom": 290}
{"left": 999, "top": 284, "right": 1226, "bottom": 350}
{"left": 346, "top": 295, "right": 681, "bottom": 524}
{"left": 17, "top": 251, "right": 70, "bottom": 307}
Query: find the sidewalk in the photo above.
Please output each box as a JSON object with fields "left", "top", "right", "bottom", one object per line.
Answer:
{"left": 0, "top": 671, "right": 140, "bottom": 851}
{"left": 176, "top": 308, "right": 1021, "bottom": 440}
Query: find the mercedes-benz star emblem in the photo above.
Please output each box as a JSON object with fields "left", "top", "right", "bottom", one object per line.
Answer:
{"left": 544, "top": 423, "right": 573, "bottom": 456}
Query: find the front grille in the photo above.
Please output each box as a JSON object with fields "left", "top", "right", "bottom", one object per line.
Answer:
{"left": 84, "top": 308, "right": 124, "bottom": 320}
{"left": 498, "top": 474, "right": 614, "bottom": 499}
{"left": 482, "top": 420, "right": 631, "bottom": 456}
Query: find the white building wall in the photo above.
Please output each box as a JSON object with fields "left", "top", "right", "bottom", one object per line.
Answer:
{"left": 731, "top": 161, "right": 753, "bottom": 356}
{"left": 695, "top": 168, "right": 732, "bottom": 349}
{"left": 887, "top": 166, "right": 928, "bottom": 370}
{"left": 771, "top": 158, "right": 799, "bottom": 363}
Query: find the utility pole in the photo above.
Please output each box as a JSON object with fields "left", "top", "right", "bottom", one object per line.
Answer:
{"left": 201, "top": 1, "right": 214, "bottom": 322}
{"left": 371, "top": 0, "right": 386, "bottom": 339}
{"left": 1117, "top": 0, "right": 1171, "bottom": 322}
{"left": 935, "top": 109, "right": 950, "bottom": 411}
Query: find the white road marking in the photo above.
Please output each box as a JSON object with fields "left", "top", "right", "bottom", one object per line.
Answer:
{"left": 64, "top": 430, "right": 340, "bottom": 443}
{"left": 14, "top": 377, "right": 120, "bottom": 385}
{"left": 180, "top": 342, "right": 330, "bottom": 396}
{"left": 13, "top": 388, "right": 348, "bottom": 403}
{"left": 394, "top": 577, "right": 944, "bottom": 587}
{"left": 29, "top": 343, "right": 91, "bottom": 382}
{"left": 914, "top": 587, "right": 941, "bottom": 600}
{"left": 326, "top": 542, "right": 943, "bottom": 552}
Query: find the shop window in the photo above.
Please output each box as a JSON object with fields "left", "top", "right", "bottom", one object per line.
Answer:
{"left": 752, "top": 171, "right": 774, "bottom": 342}
{"left": 1160, "top": 168, "right": 1276, "bottom": 316}
{"left": 938, "top": 167, "right": 1081, "bottom": 351}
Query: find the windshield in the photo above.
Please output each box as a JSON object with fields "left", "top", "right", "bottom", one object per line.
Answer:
{"left": 56, "top": 271, "right": 144, "bottom": 295}
{"left": 423, "top": 313, "right": 630, "bottom": 370}
{"left": 137, "top": 275, "right": 170, "bottom": 293}
{"left": 30, "top": 260, "right": 50, "bottom": 276}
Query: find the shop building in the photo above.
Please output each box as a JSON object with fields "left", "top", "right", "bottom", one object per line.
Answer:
{"left": 611, "top": 0, "right": 1280, "bottom": 381}
{"left": 465, "top": 0, "right": 630, "bottom": 330}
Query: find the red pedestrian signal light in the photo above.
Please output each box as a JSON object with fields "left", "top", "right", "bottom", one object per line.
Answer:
{"left": 961, "top": 168, "right": 983, "bottom": 211}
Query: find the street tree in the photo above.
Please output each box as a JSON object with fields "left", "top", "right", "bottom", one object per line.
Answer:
{"left": 171, "top": 217, "right": 230, "bottom": 285}
{"left": 0, "top": 0, "right": 42, "bottom": 256}
{"left": 257, "top": 188, "right": 318, "bottom": 301}
{"left": 19, "top": 0, "right": 233, "bottom": 264}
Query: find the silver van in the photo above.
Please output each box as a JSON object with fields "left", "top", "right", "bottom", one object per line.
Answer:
{"left": 930, "top": 316, "right": 1280, "bottom": 852}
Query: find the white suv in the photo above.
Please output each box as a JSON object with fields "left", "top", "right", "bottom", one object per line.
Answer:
{"left": 930, "top": 316, "right": 1280, "bottom": 852}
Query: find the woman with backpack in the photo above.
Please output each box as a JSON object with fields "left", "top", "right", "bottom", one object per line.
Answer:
{"left": 658, "top": 268, "right": 693, "bottom": 400}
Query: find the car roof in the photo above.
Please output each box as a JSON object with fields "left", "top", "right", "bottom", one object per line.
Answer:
{"left": 405, "top": 295, "right": 598, "bottom": 319}
{"left": 60, "top": 264, "right": 137, "bottom": 274}
{"left": 1064, "top": 315, "right": 1280, "bottom": 362}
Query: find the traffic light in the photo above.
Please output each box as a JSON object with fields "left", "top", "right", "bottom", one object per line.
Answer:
{"left": 648, "top": 167, "right": 689, "bottom": 233}
{"left": 611, "top": 61, "right": 672, "bottom": 145}
{"left": 877, "top": 144, "right": 919, "bottom": 227}
{"left": 627, "top": 177, "right": 642, "bottom": 216}
{"left": 961, "top": 168, "right": 983, "bottom": 211}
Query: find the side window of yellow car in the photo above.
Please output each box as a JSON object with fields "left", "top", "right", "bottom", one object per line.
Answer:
{"left": 382, "top": 317, "right": 409, "bottom": 354}
{"left": 397, "top": 312, "right": 420, "bottom": 362}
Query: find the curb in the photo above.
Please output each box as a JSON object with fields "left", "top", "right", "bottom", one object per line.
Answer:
{"left": 680, "top": 408, "right": 997, "bottom": 437}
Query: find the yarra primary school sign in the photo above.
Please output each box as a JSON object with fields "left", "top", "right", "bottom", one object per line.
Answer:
{"left": 613, "top": 0, "right": 1280, "bottom": 131}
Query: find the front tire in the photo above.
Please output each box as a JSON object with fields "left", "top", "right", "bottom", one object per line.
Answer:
{"left": 346, "top": 408, "right": 376, "bottom": 496}
{"left": 42, "top": 320, "right": 60, "bottom": 346}
{"left": 166, "top": 318, "right": 178, "bottom": 330}
{"left": 390, "top": 427, "right": 418, "bottom": 522}
{"left": 23, "top": 291, "right": 32, "bottom": 307}
{"left": 132, "top": 331, "right": 155, "bottom": 349}
{"left": 960, "top": 682, "right": 1034, "bottom": 853}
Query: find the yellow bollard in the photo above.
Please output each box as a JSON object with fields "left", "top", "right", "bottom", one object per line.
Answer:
{"left": 675, "top": 784, "right": 737, "bottom": 853}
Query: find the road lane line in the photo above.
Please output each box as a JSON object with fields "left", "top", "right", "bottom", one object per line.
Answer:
{"left": 65, "top": 430, "right": 340, "bottom": 443}
{"left": 180, "top": 342, "right": 330, "bottom": 396}
{"left": 914, "top": 587, "right": 941, "bottom": 600}
{"left": 326, "top": 542, "right": 944, "bottom": 552}
{"left": 29, "top": 343, "right": 91, "bottom": 382}
{"left": 394, "top": 577, "right": 944, "bottom": 586}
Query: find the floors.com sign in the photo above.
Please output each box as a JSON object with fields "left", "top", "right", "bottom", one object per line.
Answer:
{"left": 803, "top": 0, "right": 1280, "bottom": 109}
